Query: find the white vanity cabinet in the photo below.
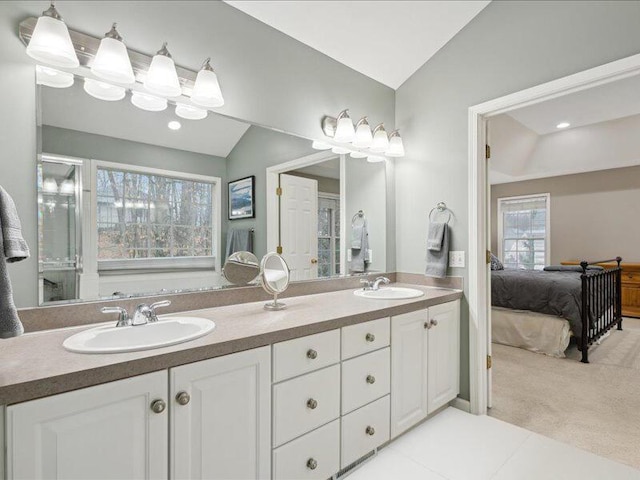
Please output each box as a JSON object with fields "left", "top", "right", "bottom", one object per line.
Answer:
{"left": 391, "top": 299, "right": 460, "bottom": 438}
{"left": 5, "top": 371, "right": 169, "bottom": 480}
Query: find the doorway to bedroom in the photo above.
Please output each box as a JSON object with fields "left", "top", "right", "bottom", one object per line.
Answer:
{"left": 469, "top": 54, "right": 640, "bottom": 470}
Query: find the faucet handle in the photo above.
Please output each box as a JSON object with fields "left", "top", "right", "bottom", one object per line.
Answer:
{"left": 101, "top": 306, "right": 131, "bottom": 327}
{"left": 360, "top": 279, "right": 373, "bottom": 290}
{"left": 148, "top": 300, "right": 171, "bottom": 322}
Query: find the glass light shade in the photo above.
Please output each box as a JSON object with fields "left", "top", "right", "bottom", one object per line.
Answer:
{"left": 168, "top": 120, "right": 182, "bottom": 130}
{"left": 331, "top": 146, "right": 351, "bottom": 154}
{"left": 370, "top": 125, "right": 389, "bottom": 152}
{"left": 91, "top": 37, "right": 135, "bottom": 85}
{"left": 26, "top": 15, "right": 79, "bottom": 68}
{"left": 131, "top": 91, "right": 168, "bottom": 111}
{"left": 144, "top": 50, "right": 182, "bottom": 97}
{"left": 311, "top": 140, "right": 332, "bottom": 150}
{"left": 349, "top": 151, "right": 368, "bottom": 159}
{"left": 191, "top": 65, "right": 224, "bottom": 108}
{"left": 175, "top": 103, "right": 208, "bottom": 120}
{"left": 36, "top": 65, "right": 74, "bottom": 88}
{"left": 353, "top": 121, "right": 373, "bottom": 148}
{"left": 386, "top": 133, "right": 405, "bottom": 157}
{"left": 83, "top": 78, "right": 125, "bottom": 101}
{"left": 334, "top": 116, "right": 355, "bottom": 143}
{"left": 59, "top": 179, "right": 75, "bottom": 195}
{"left": 367, "top": 155, "right": 386, "bottom": 163}
{"left": 42, "top": 177, "right": 58, "bottom": 194}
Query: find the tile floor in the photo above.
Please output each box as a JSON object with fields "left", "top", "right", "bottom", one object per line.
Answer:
{"left": 346, "top": 407, "right": 640, "bottom": 480}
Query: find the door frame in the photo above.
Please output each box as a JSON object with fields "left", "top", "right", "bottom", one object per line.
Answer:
{"left": 266, "top": 151, "right": 346, "bottom": 275}
{"left": 468, "top": 52, "right": 640, "bottom": 415}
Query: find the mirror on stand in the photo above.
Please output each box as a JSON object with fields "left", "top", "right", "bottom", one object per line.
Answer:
{"left": 260, "top": 253, "right": 290, "bottom": 311}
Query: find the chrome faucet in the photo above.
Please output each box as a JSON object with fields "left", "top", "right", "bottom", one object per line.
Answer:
{"left": 360, "top": 278, "right": 374, "bottom": 290}
{"left": 101, "top": 300, "right": 171, "bottom": 327}
{"left": 100, "top": 306, "right": 131, "bottom": 327}
{"left": 372, "top": 276, "right": 391, "bottom": 290}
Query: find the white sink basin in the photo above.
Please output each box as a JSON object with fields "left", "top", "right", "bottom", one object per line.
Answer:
{"left": 63, "top": 317, "right": 216, "bottom": 354}
{"left": 354, "top": 287, "right": 425, "bottom": 300}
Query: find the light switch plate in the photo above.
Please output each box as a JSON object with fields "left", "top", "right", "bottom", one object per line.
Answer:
{"left": 367, "top": 249, "right": 373, "bottom": 263}
{"left": 449, "top": 251, "right": 465, "bottom": 268}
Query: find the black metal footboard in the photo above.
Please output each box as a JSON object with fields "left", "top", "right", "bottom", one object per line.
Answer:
{"left": 579, "top": 257, "right": 622, "bottom": 363}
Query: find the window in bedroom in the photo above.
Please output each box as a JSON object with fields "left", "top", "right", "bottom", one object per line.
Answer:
{"left": 497, "top": 193, "right": 550, "bottom": 270}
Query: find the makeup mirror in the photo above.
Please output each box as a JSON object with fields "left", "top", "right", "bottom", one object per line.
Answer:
{"left": 222, "top": 251, "right": 260, "bottom": 285}
{"left": 260, "top": 253, "right": 290, "bottom": 311}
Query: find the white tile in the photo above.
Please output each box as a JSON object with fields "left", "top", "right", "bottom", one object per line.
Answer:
{"left": 492, "top": 433, "right": 640, "bottom": 480}
{"left": 388, "top": 407, "right": 532, "bottom": 480}
{"left": 345, "top": 447, "right": 447, "bottom": 480}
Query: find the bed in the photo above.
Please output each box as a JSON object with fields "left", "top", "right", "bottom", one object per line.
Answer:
{"left": 491, "top": 258, "right": 623, "bottom": 362}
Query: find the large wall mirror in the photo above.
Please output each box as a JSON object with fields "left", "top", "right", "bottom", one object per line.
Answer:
{"left": 32, "top": 76, "right": 389, "bottom": 306}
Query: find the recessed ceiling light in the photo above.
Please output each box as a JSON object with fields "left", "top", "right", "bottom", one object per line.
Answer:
{"left": 168, "top": 120, "right": 181, "bottom": 130}
{"left": 556, "top": 122, "right": 570, "bottom": 129}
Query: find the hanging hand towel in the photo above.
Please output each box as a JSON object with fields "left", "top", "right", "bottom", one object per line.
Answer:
{"left": 350, "top": 219, "right": 369, "bottom": 273}
{"left": 0, "top": 186, "right": 30, "bottom": 339}
{"left": 427, "top": 222, "right": 446, "bottom": 252}
{"left": 425, "top": 222, "right": 449, "bottom": 278}
{"left": 225, "top": 228, "right": 254, "bottom": 260}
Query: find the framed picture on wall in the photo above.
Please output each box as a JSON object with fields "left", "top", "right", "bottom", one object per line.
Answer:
{"left": 228, "top": 175, "right": 255, "bottom": 220}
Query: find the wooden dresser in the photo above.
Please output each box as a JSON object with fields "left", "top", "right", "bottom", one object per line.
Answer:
{"left": 561, "top": 261, "right": 640, "bottom": 318}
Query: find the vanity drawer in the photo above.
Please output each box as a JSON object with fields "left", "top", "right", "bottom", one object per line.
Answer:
{"left": 342, "top": 347, "right": 390, "bottom": 414}
{"left": 341, "top": 395, "right": 390, "bottom": 468}
{"left": 272, "top": 364, "right": 340, "bottom": 447}
{"left": 272, "top": 419, "right": 340, "bottom": 480}
{"left": 341, "top": 317, "right": 390, "bottom": 360}
{"left": 273, "top": 329, "right": 340, "bottom": 383}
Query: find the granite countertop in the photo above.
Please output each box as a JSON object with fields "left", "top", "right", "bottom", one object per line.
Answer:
{"left": 0, "top": 284, "right": 462, "bottom": 405}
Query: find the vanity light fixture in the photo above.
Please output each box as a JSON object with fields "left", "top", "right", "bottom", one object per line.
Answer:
{"left": 26, "top": 2, "right": 79, "bottom": 68}
{"left": 168, "top": 120, "right": 182, "bottom": 131}
{"left": 385, "top": 130, "right": 405, "bottom": 157}
{"left": 175, "top": 103, "right": 208, "bottom": 120}
{"left": 556, "top": 122, "right": 570, "bottom": 129}
{"left": 91, "top": 23, "right": 135, "bottom": 85}
{"left": 190, "top": 58, "right": 224, "bottom": 108}
{"left": 144, "top": 43, "right": 182, "bottom": 98}
{"left": 370, "top": 123, "right": 389, "bottom": 153}
{"left": 35, "top": 65, "right": 74, "bottom": 88}
{"left": 333, "top": 109, "right": 355, "bottom": 143}
{"left": 83, "top": 77, "right": 125, "bottom": 101}
{"left": 59, "top": 179, "right": 75, "bottom": 196}
{"left": 311, "top": 140, "right": 332, "bottom": 150}
{"left": 131, "top": 91, "right": 168, "bottom": 112}
{"left": 349, "top": 151, "right": 368, "bottom": 159}
{"left": 352, "top": 117, "right": 373, "bottom": 148}
{"left": 331, "top": 145, "right": 351, "bottom": 155}
{"left": 42, "top": 177, "right": 59, "bottom": 194}
{"left": 367, "top": 155, "right": 386, "bottom": 163}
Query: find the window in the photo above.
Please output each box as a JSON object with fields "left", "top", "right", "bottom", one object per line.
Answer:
{"left": 95, "top": 165, "right": 218, "bottom": 270}
{"left": 497, "top": 194, "right": 550, "bottom": 270}
{"left": 317, "top": 194, "right": 340, "bottom": 277}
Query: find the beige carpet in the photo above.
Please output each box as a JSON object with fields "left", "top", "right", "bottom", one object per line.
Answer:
{"left": 489, "top": 318, "right": 640, "bottom": 470}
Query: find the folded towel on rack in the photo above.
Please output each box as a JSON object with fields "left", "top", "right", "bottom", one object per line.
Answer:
{"left": 351, "top": 219, "right": 370, "bottom": 273}
{"left": 0, "top": 186, "right": 30, "bottom": 339}
{"left": 427, "top": 222, "right": 446, "bottom": 252}
{"left": 225, "top": 228, "right": 254, "bottom": 259}
{"left": 425, "top": 223, "right": 449, "bottom": 278}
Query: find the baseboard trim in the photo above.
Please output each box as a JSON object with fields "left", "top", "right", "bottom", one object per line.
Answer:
{"left": 452, "top": 397, "right": 471, "bottom": 413}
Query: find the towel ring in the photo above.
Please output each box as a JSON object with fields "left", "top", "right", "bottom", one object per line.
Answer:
{"left": 429, "top": 202, "right": 452, "bottom": 224}
{"left": 351, "top": 210, "right": 365, "bottom": 226}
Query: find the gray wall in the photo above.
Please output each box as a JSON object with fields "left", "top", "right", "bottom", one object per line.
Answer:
{"left": 491, "top": 166, "right": 640, "bottom": 265}
{"left": 0, "top": 0, "right": 394, "bottom": 308}
{"left": 395, "top": 0, "right": 640, "bottom": 400}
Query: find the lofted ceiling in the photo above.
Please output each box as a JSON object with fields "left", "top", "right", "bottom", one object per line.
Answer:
{"left": 225, "top": 0, "right": 491, "bottom": 89}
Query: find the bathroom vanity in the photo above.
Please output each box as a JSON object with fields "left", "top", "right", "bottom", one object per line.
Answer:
{"left": 0, "top": 285, "right": 461, "bottom": 480}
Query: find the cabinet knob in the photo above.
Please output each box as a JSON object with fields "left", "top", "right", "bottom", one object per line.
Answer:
{"left": 365, "top": 426, "right": 376, "bottom": 436}
{"left": 307, "top": 349, "right": 318, "bottom": 360}
{"left": 431, "top": 319, "right": 439, "bottom": 327}
{"left": 306, "top": 398, "right": 318, "bottom": 410}
{"left": 424, "top": 321, "right": 431, "bottom": 329}
{"left": 150, "top": 399, "right": 166, "bottom": 414}
{"left": 365, "top": 333, "right": 375, "bottom": 342}
{"left": 306, "top": 458, "right": 318, "bottom": 470}
{"left": 176, "top": 391, "right": 191, "bottom": 406}
{"left": 366, "top": 374, "right": 376, "bottom": 384}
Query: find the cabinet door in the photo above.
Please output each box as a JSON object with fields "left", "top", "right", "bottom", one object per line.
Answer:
{"left": 171, "top": 346, "right": 271, "bottom": 480}
{"left": 6, "top": 371, "right": 168, "bottom": 480}
{"left": 427, "top": 300, "right": 460, "bottom": 414}
{"left": 390, "top": 309, "right": 429, "bottom": 438}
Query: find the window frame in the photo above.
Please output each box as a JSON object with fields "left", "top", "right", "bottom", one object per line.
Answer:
{"left": 497, "top": 193, "right": 550, "bottom": 270}
{"left": 91, "top": 160, "right": 222, "bottom": 273}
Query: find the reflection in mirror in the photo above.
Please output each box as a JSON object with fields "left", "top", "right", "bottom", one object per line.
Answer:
{"left": 223, "top": 251, "right": 260, "bottom": 285}
{"left": 260, "top": 253, "right": 290, "bottom": 311}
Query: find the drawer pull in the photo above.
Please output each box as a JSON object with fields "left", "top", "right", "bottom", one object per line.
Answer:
{"left": 306, "top": 458, "right": 318, "bottom": 470}
{"left": 366, "top": 374, "right": 376, "bottom": 384}
{"left": 365, "top": 426, "right": 376, "bottom": 436}
{"left": 424, "top": 321, "right": 431, "bottom": 329}
{"left": 306, "top": 349, "right": 318, "bottom": 360}
{"left": 306, "top": 398, "right": 318, "bottom": 409}
{"left": 365, "top": 333, "right": 376, "bottom": 342}
{"left": 150, "top": 399, "right": 166, "bottom": 414}
{"left": 176, "top": 391, "right": 191, "bottom": 406}
{"left": 430, "top": 319, "right": 439, "bottom": 327}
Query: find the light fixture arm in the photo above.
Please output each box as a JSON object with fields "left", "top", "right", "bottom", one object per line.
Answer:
{"left": 104, "top": 23, "right": 122, "bottom": 41}
{"left": 355, "top": 116, "right": 370, "bottom": 128}
{"left": 372, "top": 123, "right": 386, "bottom": 135}
{"left": 389, "top": 129, "right": 401, "bottom": 138}
{"left": 201, "top": 57, "right": 215, "bottom": 72}
{"left": 156, "top": 42, "right": 172, "bottom": 58}
{"left": 42, "top": 2, "right": 62, "bottom": 20}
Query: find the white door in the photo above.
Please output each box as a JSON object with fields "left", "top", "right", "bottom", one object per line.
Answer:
{"left": 427, "top": 300, "right": 461, "bottom": 414}
{"left": 6, "top": 371, "right": 168, "bottom": 480}
{"left": 171, "top": 346, "right": 271, "bottom": 480}
{"left": 390, "top": 309, "right": 429, "bottom": 438}
{"left": 280, "top": 173, "right": 318, "bottom": 281}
